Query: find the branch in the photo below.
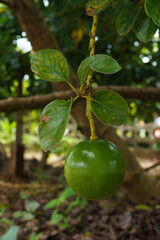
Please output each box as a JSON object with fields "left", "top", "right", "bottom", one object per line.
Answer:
{"left": 145, "top": 162, "right": 160, "bottom": 172}
{"left": 0, "top": 86, "right": 160, "bottom": 113}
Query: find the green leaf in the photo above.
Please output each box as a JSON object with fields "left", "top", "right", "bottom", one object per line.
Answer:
{"left": 13, "top": 211, "right": 34, "bottom": 220}
{"left": 59, "top": 187, "right": 75, "bottom": 204}
{"left": 31, "top": 49, "right": 69, "bottom": 82}
{"left": 91, "top": 90, "right": 128, "bottom": 126}
{"left": 44, "top": 199, "right": 57, "bottom": 209}
{"left": 29, "top": 232, "right": 43, "bottom": 240}
{"left": 145, "top": 0, "right": 160, "bottom": 27}
{"left": 21, "top": 212, "right": 35, "bottom": 221}
{"left": 38, "top": 99, "right": 73, "bottom": 152}
{"left": 25, "top": 200, "right": 40, "bottom": 212}
{"left": 0, "top": 226, "right": 19, "bottom": 240}
{"left": 86, "top": 0, "right": 113, "bottom": 16}
{"left": 65, "top": 198, "right": 80, "bottom": 214}
{"left": 77, "top": 54, "right": 121, "bottom": 84}
{"left": 13, "top": 211, "right": 23, "bottom": 219}
{"left": 116, "top": 2, "right": 140, "bottom": 36}
{"left": 135, "top": 204, "right": 152, "bottom": 212}
{"left": 50, "top": 210, "right": 63, "bottom": 225}
{"left": 134, "top": 8, "right": 157, "bottom": 43}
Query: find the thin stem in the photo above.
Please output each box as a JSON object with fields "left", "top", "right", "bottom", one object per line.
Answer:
{"left": 74, "top": 95, "right": 79, "bottom": 102}
{"left": 86, "top": 14, "right": 98, "bottom": 86}
{"left": 79, "top": 84, "right": 83, "bottom": 93}
{"left": 89, "top": 14, "right": 98, "bottom": 57}
{"left": 65, "top": 80, "right": 78, "bottom": 93}
{"left": 86, "top": 15, "right": 98, "bottom": 141}
{"left": 86, "top": 93, "right": 98, "bottom": 141}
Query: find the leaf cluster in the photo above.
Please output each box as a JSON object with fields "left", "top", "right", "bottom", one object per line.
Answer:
{"left": 44, "top": 187, "right": 86, "bottom": 228}
{"left": 31, "top": 49, "right": 128, "bottom": 151}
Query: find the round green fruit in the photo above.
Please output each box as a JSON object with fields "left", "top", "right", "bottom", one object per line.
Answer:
{"left": 64, "top": 139, "right": 125, "bottom": 200}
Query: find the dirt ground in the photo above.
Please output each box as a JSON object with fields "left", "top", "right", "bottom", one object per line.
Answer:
{"left": 0, "top": 156, "right": 160, "bottom": 240}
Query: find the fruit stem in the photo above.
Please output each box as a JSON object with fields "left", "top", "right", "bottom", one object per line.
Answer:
{"left": 86, "top": 93, "right": 98, "bottom": 141}
{"left": 86, "top": 14, "right": 98, "bottom": 141}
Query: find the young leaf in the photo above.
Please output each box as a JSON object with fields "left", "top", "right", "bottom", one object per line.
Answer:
{"left": 86, "top": 0, "right": 113, "bottom": 16}
{"left": 58, "top": 187, "right": 75, "bottom": 204}
{"left": 31, "top": 49, "right": 69, "bottom": 82}
{"left": 25, "top": 200, "right": 40, "bottom": 212}
{"left": 38, "top": 99, "right": 73, "bottom": 152}
{"left": 145, "top": 0, "right": 160, "bottom": 27}
{"left": 1, "top": 226, "right": 19, "bottom": 240}
{"left": 77, "top": 54, "right": 121, "bottom": 84}
{"left": 116, "top": 1, "right": 140, "bottom": 36}
{"left": 44, "top": 199, "right": 57, "bottom": 209}
{"left": 50, "top": 210, "right": 63, "bottom": 225}
{"left": 91, "top": 90, "right": 128, "bottom": 126}
{"left": 134, "top": 8, "right": 157, "bottom": 43}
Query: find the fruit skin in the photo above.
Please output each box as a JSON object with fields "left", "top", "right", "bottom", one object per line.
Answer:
{"left": 64, "top": 139, "right": 125, "bottom": 200}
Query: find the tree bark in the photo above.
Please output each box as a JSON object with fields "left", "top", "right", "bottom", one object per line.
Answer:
{"left": 10, "top": 0, "right": 79, "bottom": 91}
{"left": 8, "top": 0, "right": 159, "bottom": 202}
{"left": 15, "top": 78, "right": 24, "bottom": 178}
{"left": 8, "top": 74, "right": 25, "bottom": 178}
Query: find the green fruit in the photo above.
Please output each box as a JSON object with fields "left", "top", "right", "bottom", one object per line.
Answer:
{"left": 64, "top": 139, "right": 125, "bottom": 200}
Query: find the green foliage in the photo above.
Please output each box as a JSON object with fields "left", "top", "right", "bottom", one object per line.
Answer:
{"left": 50, "top": 210, "right": 63, "bottom": 225}
{"left": 51, "top": 136, "right": 81, "bottom": 156}
{"left": 91, "top": 90, "right": 128, "bottom": 126}
{"left": 115, "top": 0, "right": 160, "bottom": 43}
{"left": 25, "top": 200, "right": 40, "bottom": 212}
{"left": 86, "top": 0, "right": 113, "bottom": 16}
{"left": 12, "top": 200, "right": 40, "bottom": 222}
{"left": 65, "top": 197, "right": 86, "bottom": 214}
{"left": 32, "top": 166, "right": 51, "bottom": 182}
{"left": 0, "top": 204, "right": 10, "bottom": 217}
{"left": 0, "top": 217, "right": 13, "bottom": 227}
{"left": 44, "top": 187, "right": 75, "bottom": 209}
{"left": 44, "top": 187, "right": 86, "bottom": 228}
{"left": 116, "top": 1, "right": 140, "bottom": 36}
{"left": 30, "top": 0, "right": 160, "bottom": 153}
{"left": 135, "top": 204, "right": 152, "bottom": 212}
{"left": 145, "top": 0, "right": 160, "bottom": 27}
{"left": 77, "top": 54, "right": 121, "bottom": 84}
{"left": 13, "top": 211, "right": 34, "bottom": 221}
{"left": 31, "top": 49, "right": 69, "bottom": 82}
{"left": 134, "top": 8, "right": 157, "bottom": 43}
{"left": 38, "top": 99, "right": 73, "bottom": 152}
{"left": 0, "top": 119, "right": 16, "bottom": 144}
{"left": 0, "top": 226, "right": 19, "bottom": 240}
{"left": 29, "top": 232, "right": 43, "bottom": 240}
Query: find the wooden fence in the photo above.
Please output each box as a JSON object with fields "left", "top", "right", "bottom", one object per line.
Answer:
{"left": 117, "top": 123, "right": 160, "bottom": 159}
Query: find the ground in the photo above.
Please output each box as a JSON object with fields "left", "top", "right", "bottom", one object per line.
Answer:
{"left": 0, "top": 156, "right": 160, "bottom": 240}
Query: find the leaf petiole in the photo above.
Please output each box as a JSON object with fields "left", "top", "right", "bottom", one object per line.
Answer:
{"left": 65, "top": 80, "right": 78, "bottom": 93}
{"left": 73, "top": 95, "right": 80, "bottom": 102}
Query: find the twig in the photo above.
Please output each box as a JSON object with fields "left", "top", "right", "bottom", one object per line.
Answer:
{"left": 0, "top": 86, "right": 160, "bottom": 113}
{"left": 145, "top": 162, "right": 160, "bottom": 172}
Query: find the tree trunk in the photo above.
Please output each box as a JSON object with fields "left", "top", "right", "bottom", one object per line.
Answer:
{"left": 9, "top": 78, "right": 24, "bottom": 178}
{"left": 10, "top": 0, "right": 79, "bottom": 91}
{"left": 9, "top": 0, "right": 159, "bottom": 202}
{"left": 15, "top": 78, "right": 24, "bottom": 177}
